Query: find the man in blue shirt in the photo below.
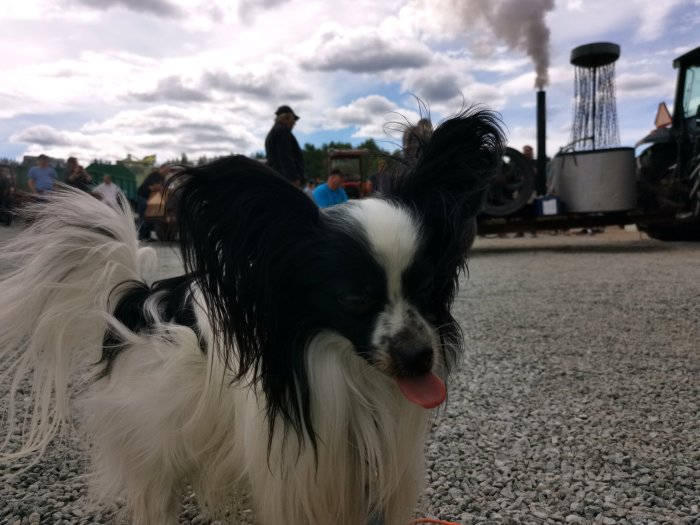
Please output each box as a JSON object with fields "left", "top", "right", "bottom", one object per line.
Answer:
{"left": 28, "top": 154, "right": 57, "bottom": 194}
{"left": 312, "top": 169, "right": 348, "bottom": 209}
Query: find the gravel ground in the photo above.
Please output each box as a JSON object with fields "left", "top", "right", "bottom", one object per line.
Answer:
{"left": 1, "top": 223, "right": 699, "bottom": 525}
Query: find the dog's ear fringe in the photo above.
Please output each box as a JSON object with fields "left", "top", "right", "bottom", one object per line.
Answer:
{"left": 169, "top": 155, "right": 322, "bottom": 453}
{"left": 387, "top": 107, "right": 505, "bottom": 218}
{"left": 384, "top": 109, "right": 505, "bottom": 356}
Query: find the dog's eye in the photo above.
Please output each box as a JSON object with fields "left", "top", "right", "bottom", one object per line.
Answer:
{"left": 338, "top": 293, "right": 376, "bottom": 313}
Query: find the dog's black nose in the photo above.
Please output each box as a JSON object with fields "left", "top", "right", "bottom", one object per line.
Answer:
{"left": 397, "top": 345, "right": 433, "bottom": 375}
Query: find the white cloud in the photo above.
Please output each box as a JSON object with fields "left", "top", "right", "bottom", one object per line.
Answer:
{"left": 299, "top": 24, "right": 432, "bottom": 73}
{"left": 76, "top": 0, "right": 184, "bottom": 18}
{"left": 322, "top": 95, "right": 421, "bottom": 141}
{"left": 11, "top": 125, "right": 85, "bottom": 148}
{"left": 238, "top": 0, "right": 291, "bottom": 22}
{"left": 636, "top": 0, "right": 686, "bottom": 41}
{"left": 13, "top": 105, "right": 261, "bottom": 162}
{"left": 617, "top": 73, "right": 675, "bottom": 98}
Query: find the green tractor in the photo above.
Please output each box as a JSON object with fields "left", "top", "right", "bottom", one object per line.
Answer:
{"left": 636, "top": 45, "right": 700, "bottom": 240}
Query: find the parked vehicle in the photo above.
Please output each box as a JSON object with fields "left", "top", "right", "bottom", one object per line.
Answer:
{"left": 634, "top": 46, "right": 700, "bottom": 240}
{"left": 327, "top": 148, "right": 373, "bottom": 198}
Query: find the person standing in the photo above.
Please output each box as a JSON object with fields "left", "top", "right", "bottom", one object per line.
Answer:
{"left": 93, "top": 175, "right": 123, "bottom": 207}
{"left": 516, "top": 145, "right": 539, "bottom": 238}
{"left": 312, "top": 169, "right": 348, "bottom": 209}
{"left": 403, "top": 118, "right": 433, "bottom": 167}
{"left": 136, "top": 168, "right": 165, "bottom": 241}
{"left": 265, "top": 105, "right": 305, "bottom": 187}
{"left": 303, "top": 179, "right": 317, "bottom": 198}
{"left": 27, "top": 154, "right": 57, "bottom": 195}
{"left": 369, "top": 158, "right": 388, "bottom": 194}
{"left": 64, "top": 157, "right": 93, "bottom": 192}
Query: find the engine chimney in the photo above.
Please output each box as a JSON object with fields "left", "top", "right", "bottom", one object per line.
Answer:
{"left": 536, "top": 90, "right": 547, "bottom": 196}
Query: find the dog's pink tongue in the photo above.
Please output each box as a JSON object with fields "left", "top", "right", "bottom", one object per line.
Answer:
{"left": 396, "top": 372, "right": 446, "bottom": 409}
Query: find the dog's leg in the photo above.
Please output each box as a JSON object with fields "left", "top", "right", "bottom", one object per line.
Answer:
{"left": 85, "top": 330, "right": 218, "bottom": 525}
{"left": 129, "top": 479, "right": 182, "bottom": 525}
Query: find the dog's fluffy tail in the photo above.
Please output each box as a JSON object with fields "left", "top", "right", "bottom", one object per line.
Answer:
{"left": 0, "top": 189, "right": 156, "bottom": 459}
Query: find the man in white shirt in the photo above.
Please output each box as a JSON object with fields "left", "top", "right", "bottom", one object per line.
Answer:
{"left": 93, "top": 175, "right": 123, "bottom": 207}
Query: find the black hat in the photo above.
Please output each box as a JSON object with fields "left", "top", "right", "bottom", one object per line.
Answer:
{"left": 275, "top": 105, "right": 300, "bottom": 120}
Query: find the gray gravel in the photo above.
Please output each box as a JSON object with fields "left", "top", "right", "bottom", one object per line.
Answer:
{"left": 2, "top": 223, "right": 699, "bottom": 524}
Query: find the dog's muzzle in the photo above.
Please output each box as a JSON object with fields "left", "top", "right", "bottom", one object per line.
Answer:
{"left": 387, "top": 330, "right": 445, "bottom": 409}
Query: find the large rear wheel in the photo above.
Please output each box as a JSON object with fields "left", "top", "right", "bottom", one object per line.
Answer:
{"left": 484, "top": 147, "right": 536, "bottom": 217}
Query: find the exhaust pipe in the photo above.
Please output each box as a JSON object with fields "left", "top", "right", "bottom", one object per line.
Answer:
{"left": 536, "top": 90, "right": 547, "bottom": 196}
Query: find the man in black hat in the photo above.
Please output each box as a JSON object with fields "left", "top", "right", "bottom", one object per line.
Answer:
{"left": 265, "top": 105, "right": 305, "bottom": 187}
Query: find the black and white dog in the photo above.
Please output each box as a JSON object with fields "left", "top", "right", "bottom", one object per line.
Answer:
{"left": 0, "top": 110, "right": 503, "bottom": 525}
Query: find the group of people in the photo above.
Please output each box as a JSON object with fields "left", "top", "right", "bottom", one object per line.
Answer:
{"left": 25, "top": 154, "right": 124, "bottom": 207}
{"left": 264, "top": 105, "right": 435, "bottom": 209}
{"left": 3, "top": 152, "right": 172, "bottom": 243}
{"left": 4, "top": 154, "right": 165, "bottom": 242}
{"left": 9, "top": 106, "right": 430, "bottom": 228}
{"left": 0, "top": 155, "right": 126, "bottom": 228}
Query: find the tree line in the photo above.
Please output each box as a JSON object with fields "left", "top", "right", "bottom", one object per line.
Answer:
{"left": 4, "top": 137, "right": 400, "bottom": 182}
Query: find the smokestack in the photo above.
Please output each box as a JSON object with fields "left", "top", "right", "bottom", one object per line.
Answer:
{"left": 536, "top": 90, "right": 547, "bottom": 196}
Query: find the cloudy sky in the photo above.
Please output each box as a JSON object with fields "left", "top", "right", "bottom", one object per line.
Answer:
{"left": 1, "top": 0, "right": 698, "bottom": 164}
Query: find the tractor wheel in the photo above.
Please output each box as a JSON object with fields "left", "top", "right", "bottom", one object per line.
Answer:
{"left": 483, "top": 147, "right": 536, "bottom": 217}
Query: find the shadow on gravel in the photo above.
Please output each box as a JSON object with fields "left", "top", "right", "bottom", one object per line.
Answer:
{"left": 470, "top": 242, "right": 674, "bottom": 256}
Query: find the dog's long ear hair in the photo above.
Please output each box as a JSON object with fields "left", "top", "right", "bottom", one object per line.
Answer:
{"left": 171, "top": 156, "right": 322, "bottom": 449}
{"left": 389, "top": 109, "right": 505, "bottom": 363}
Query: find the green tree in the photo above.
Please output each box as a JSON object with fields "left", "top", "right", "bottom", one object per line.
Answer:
{"left": 355, "top": 138, "right": 395, "bottom": 172}
{"left": 302, "top": 143, "right": 326, "bottom": 183}
{"left": 356, "top": 138, "right": 382, "bottom": 154}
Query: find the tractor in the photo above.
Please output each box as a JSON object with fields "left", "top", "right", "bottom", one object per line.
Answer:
{"left": 635, "top": 45, "right": 700, "bottom": 240}
{"left": 327, "top": 148, "right": 373, "bottom": 198}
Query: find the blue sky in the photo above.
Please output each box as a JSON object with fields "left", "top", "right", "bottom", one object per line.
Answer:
{"left": 0, "top": 0, "right": 698, "bottom": 164}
